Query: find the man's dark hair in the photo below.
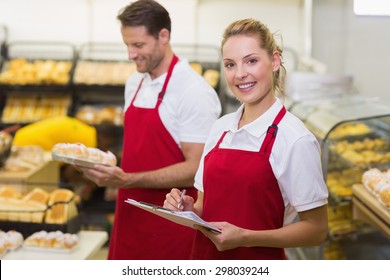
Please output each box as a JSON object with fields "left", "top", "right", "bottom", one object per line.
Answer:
{"left": 117, "top": 0, "right": 171, "bottom": 39}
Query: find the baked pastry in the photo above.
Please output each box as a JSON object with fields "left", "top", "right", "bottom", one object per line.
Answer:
{"left": 0, "top": 187, "right": 47, "bottom": 222}
{"left": 0, "top": 238, "right": 6, "bottom": 256}
{"left": 203, "top": 69, "right": 220, "bottom": 88}
{"left": 24, "top": 230, "right": 78, "bottom": 250}
{"left": 23, "top": 188, "right": 49, "bottom": 205}
{"left": 45, "top": 189, "right": 78, "bottom": 224}
{"left": 75, "top": 106, "right": 99, "bottom": 124}
{"left": 24, "top": 230, "right": 47, "bottom": 247}
{"left": 190, "top": 63, "right": 203, "bottom": 75}
{"left": 52, "top": 143, "right": 88, "bottom": 159}
{"left": 0, "top": 186, "right": 21, "bottom": 199}
{"left": 0, "top": 230, "right": 24, "bottom": 253}
{"left": 362, "top": 168, "right": 383, "bottom": 193}
{"left": 4, "top": 230, "right": 24, "bottom": 250}
{"left": 53, "top": 233, "right": 79, "bottom": 249}
{"left": 52, "top": 142, "right": 117, "bottom": 166}
{"left": 380, "top": 188, "right": 390, "bottom": 207}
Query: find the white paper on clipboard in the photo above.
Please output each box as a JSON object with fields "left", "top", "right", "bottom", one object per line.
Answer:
{"left": 124, "top": 198, "right": 221, "bottom": 233}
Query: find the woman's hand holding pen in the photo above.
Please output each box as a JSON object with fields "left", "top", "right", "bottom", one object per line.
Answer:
{"left": 164, "top": 188, "right": 194, "bottom": 211}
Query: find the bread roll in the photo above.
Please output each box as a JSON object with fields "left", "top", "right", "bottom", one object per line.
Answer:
{"left": 0, "top": 187, "right": 21, "bottom": 199}
{"left": 24, "top": 230, "right": 78, "bottom": 249}
{"left": 380, "top": 188, "right": 390, "bottom": 207}
{"left": 3, "top": 230, "right": 24, "bottom": 250}
{"left": 23, "top": 188, "right": 49, "bottom": 205}
{"left": 45, "top": 189, "right": 77, "bottom": 224}
{"left": 52, "top": 143, "right": 117, "bottom": 166}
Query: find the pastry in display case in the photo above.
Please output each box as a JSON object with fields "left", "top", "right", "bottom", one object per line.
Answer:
{"left": 304, "top": 95, "right": 390, "bottom": 175}
{"left": 300, "top": 95, "right": 390, "bottom": 257}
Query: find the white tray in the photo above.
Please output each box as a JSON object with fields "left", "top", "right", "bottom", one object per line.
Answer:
{"left": 23, "top": 244, "right": 77, "bottom": 253}
{"left": 52, "top": 153, "right": 107, "bottom": 168}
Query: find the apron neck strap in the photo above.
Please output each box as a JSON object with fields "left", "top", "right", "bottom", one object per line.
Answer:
{"left": 158, "top": 54, "right": 179, "bottom": 103}
{"left": 259, "top": 106, "right": 286, "bottom": 156}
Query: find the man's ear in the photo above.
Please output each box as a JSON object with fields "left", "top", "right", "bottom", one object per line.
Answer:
{"left": 159, "top": 28, "right": 170, "bottom": 44}
{"left": 272, "top": 51, "right": 281, "bottom": 72}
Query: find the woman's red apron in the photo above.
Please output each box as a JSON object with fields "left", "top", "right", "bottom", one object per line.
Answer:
{"left": 108, "top": 55, "right": 197, "bottom": 260}
{"left": 191, "top": 107, "right": 287, "bottom": 260}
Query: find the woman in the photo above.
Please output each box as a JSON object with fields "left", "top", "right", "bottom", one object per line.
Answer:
{"left": 164, "top": 18, "right": 328, "bottom": 260}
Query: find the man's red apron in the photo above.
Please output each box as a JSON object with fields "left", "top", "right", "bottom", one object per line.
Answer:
{"left": 191, "top": 107, "right": 287, "bottom": 260}
{"left": 108, "top": 55, "right": 197, "bottom": 260}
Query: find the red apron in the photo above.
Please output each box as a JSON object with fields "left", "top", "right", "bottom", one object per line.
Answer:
{"left": 108, "top": 55, "right": 197, "bottom": 260}
{"left": 191, "top": 107, "right": 287, "bottom": 260}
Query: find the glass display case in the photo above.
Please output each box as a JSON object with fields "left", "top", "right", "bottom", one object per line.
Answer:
{"left": 294, "top": 95, "right": 390, "bottom": 259}
{"left": 304, "top": 95, "right": 390, "bottom": 176}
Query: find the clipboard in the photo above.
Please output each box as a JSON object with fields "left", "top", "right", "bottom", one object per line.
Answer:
{"left": 124, "top": 198, "right": 221, "bottom": 233}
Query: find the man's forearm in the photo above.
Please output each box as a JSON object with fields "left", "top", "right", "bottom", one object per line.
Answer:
{"left": 122, "top": 160, "right": 198, "bottom": 189}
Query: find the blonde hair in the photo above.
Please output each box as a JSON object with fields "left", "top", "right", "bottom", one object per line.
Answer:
{"left": 221, "top": 18, "right": 286, "bottom": 97}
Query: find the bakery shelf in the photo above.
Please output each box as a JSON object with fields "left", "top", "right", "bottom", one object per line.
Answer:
{"left": 0, "top": 41, "right": 76, "bottom": 90}
{"left": 0, "top": 215, "right": 81, "bottom": 239}
{"left": 352, "top": 184, "right": 390, "bottom": 239}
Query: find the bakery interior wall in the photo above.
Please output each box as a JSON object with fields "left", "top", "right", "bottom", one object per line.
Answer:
{"left": 0, "top": 0, "right": 389, "bottom": 103}
{"left": 312, "top": 0, "right": 390, "bottom": 103}
{"left": 0, "top": 0, "right": 304, "bottom": 64}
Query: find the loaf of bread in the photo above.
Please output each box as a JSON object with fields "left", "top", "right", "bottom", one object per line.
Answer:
{"left": 52, "top": 142, "right": 117, "bottom": 166}
{"left": 45, "top": 189, "right": 78, "bottom": 224}
{"left": 0, "top": 187, "right": 78, "bottom": 223}
{"left": 0, "top": 196, "right": 46, "bottom": 223}
{"left": 23, "top": 187, "right": 49, "bottom": 205}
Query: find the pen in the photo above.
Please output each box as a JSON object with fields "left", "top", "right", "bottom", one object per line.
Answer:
{"left": 177, "top": 189, "right": 186, "bottom": 210}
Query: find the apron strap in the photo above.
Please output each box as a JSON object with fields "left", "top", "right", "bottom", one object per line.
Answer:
{"left": 215, "top": 131, "right": 228, "bottom": 148}
{"left": 130, "top": 77, "right": 144, "bottom": 107}
{"left": 157, "top": 54, "right": 179, "bottom": 105}
{"left": 130, "top": 54, "right": 179, "bottom": 108}
{"left": 259, "top": 106, "right": 286, "bottom": 157}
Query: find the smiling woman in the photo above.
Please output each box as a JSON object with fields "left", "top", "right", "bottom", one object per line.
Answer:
{"left": 163, "top": 18, "right": 329, "bottom": 260}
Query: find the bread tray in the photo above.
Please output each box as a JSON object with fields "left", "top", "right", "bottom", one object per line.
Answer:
{"left": 52, "top": 153, "right": 109, "bottom": 168}
{"left": 23, "top": 244, "right": 78, "bottom": 253}
{"left": 0, "top": 215, "right": 81, "bottom": 238}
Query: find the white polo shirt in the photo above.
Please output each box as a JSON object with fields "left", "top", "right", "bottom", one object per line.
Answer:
{"left": 124, "top": 59, "right": 222, "bottom": 145}
{"left": 194, "top": 98, "right": 328, "bottom": 225}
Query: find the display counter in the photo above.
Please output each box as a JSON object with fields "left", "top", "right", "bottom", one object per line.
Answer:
{"left": 352, "top": 184, "right": 390, "bottom": 239}
{"left": 2, "top": 230, "right": 108, "bottom": 260}
{"left": 0, "top": 157, "right": 60, "bottom": 193}
{"left": 289, "top": 94, "right": 390, "bottom": 259}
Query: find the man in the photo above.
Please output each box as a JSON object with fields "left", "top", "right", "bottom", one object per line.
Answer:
{"left": 79, "top": 0, "right": 221, "bottom": 260}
